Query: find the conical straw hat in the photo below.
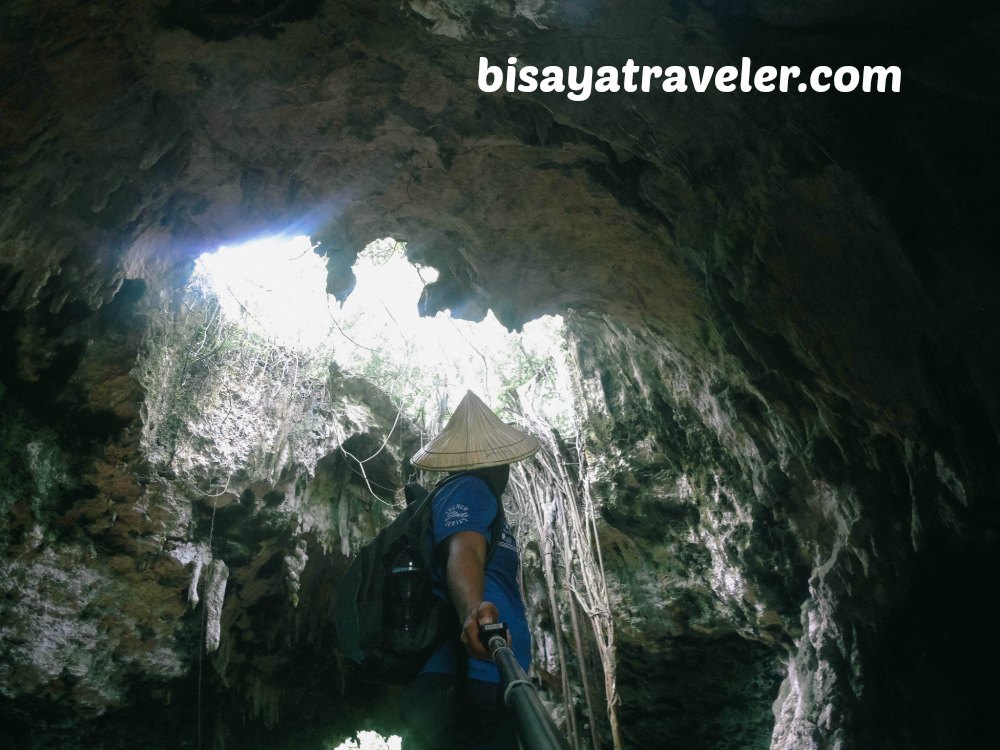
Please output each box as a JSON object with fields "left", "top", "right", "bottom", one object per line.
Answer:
{"left": 411, "top": 390, "right": 540, "bottom": 471}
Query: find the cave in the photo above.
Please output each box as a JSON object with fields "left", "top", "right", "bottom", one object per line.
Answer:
{"left": 1, "top": 2, "right": 997, "bottom": 749}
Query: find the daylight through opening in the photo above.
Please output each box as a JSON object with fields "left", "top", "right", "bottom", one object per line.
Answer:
{"left": 192, "top": 235, "right": 575, "bottom": 437}
{"left": 135, "top": 234, "right": 621, "bottom": 749}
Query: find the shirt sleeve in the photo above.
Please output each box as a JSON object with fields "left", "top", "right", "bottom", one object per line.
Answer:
{"left": 431, "top": 476, "right": 497, "bottom": 548}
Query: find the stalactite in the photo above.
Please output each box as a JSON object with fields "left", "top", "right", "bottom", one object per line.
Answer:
{"left": 183, "top": 543, "right": 213, "bottom": 609}
{"left": 204, "top": 559, "right": 229, "bottom": 653}
{"left": 189, "top": 554, "right": 203, "bottom": 608}
{"left": 284, "top": 538, "right": 308, "bottom": 608}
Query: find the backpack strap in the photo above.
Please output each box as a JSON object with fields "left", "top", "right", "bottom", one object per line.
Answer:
{"left": 403, "top": 482, "right": 429, "bottom": 507}
{"left": 484, "top": 483, "right": 505, "bottom": 565}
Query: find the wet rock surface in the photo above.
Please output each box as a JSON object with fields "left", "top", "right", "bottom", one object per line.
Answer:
{"left": 2, "top": 1, "right": 999, "bottom": 749}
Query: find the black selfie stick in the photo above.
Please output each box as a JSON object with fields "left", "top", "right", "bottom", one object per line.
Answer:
{"left": 480, "top": 623, "right": 572, "bottom": 750}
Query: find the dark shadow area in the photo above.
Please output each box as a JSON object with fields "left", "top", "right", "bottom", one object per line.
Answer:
{"left": 160, "top": 0, "right": 325, "bottom": 41}
{"left": 862, "top": 543, "right": 1000, "bottom": 750}
{"left": 617, "top": 634, "right": 783, "bottom": 750}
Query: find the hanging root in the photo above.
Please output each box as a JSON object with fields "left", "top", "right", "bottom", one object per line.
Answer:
{"left": 509, "top": 416, "right": 622, "bottom": 750}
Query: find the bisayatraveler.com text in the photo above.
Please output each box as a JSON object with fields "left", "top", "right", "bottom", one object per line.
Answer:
{"left": 478, "top": 56, "right": 902, "bottom": 99}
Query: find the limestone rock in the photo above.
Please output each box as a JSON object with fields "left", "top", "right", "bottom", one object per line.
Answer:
{"left": 1, "top": 1, "right": 998, "bottom": 748}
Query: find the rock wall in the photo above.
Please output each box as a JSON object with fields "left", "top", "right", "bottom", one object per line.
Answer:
{"left": 0, "top": 276, "right": 422, "bottom": 747}
{"left": 570, "top": 296, "right": 998, "bottom": 750}
{"left": 2, "top": 0, "right": 998, "bottom": 748}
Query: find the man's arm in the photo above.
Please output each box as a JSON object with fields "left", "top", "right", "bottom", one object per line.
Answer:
{"left": 446, "top": 530, "right": 501, "bottom": 661}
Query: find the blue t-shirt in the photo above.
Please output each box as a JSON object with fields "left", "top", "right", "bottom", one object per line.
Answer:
{"left": 421, "top": 475, "right": 531, "bottom": 683}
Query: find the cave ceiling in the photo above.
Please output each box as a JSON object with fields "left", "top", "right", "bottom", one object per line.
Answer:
{"left": 1, "top": 1, "right": 995, "bottom": 425}
{"left": 1, "top": 1, "right": 998, "bottom": 749}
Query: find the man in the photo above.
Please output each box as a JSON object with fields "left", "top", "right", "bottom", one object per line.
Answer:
{"left": 399, "top": 390, "right": 539, "bottom": 749}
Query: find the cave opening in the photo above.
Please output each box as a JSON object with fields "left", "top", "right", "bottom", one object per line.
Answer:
{"left": 4, "top": 2, "right": 996, "bottom": 748}
{"left": 128, "top": 233, "right": 628, "bottom": 748}
{"left": 185, "top": 233, "right": 575, "bottom": 437}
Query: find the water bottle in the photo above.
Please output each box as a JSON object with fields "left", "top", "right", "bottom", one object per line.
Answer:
{"left": 386, "top": 546, "right": 427, "bottom": 632}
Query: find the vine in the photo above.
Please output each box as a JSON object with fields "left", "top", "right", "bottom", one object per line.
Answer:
{"left": 508, "top": 412, "right": 622, "bottom": 750}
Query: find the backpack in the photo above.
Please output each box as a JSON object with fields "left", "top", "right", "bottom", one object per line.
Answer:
{"left": 332, "top": 471, "right": 505, "bottom": 683}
